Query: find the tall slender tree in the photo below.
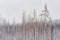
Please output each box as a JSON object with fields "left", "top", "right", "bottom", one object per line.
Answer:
{"left": 39, "top": 3, "right": 50, "bottom": 40}
{"left": 33, "top": 9, "right": 36, "bottom": 19}
{"left": 22, "top": 10, "right": 26, "bottom": 40}
{"left": 33, "top": 9, "right": 37, "bottom": 22}
{"left": 23, "top": 11, "right": 25, "bottom": 24}
{"left": 40, "top": 4, "right": 49, "bottom": 22}
{"left": 33, "top": 9, "right": 36, "bottom": 40}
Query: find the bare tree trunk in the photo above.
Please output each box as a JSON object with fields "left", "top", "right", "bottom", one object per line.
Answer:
{"left": 51, "top": 25, "right": 54, "bottom": 40}
{"left": 34, "top": 28, "right": 35, "bottom": 40}
{"left": 22, "top": 24, "right": 23, "bottom": 40}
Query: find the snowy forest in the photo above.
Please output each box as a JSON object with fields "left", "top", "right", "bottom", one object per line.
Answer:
{"left": 0, "top": 4, "right": 60, "bottom": 40}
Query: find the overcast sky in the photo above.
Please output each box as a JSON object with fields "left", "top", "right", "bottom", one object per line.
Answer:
{"left": 0, "top": 0, "right": 60, "bottom": 23}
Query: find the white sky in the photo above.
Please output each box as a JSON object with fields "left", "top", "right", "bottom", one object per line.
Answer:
{"left": 0, "top": 0, "right": 60, "bottom": 23}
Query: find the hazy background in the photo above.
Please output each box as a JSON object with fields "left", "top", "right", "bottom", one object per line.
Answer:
{"left": 0, "top": 0, "right": 59, "bottom": 23}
